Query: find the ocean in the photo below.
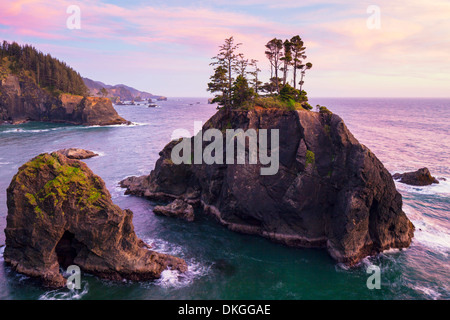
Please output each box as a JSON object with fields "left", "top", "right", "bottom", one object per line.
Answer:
{"left": 0, "top": 97, "right": 448, "bottom": 300}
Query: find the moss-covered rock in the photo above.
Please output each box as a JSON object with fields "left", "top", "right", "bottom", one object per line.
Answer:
{"left": 4, "top": 152, "right": 186, "bottom": 288}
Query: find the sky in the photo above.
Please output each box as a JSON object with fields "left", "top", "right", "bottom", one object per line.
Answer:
{"left": 0, "top": 0, "right": 449, "bottom": 97}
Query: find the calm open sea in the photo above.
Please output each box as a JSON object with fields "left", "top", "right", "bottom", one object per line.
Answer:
{"left": 0, "top": 97, "right": 448, "bottom": 300}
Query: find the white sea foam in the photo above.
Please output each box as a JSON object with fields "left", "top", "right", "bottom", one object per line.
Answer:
{"left": 91, "top": 150, "right": 105, "bottom": 157}
{"left": 111, "top": 184, "right": 129, "bottom": 199}
{"left": 129, "top": 122, "right": 149, "bottom": 126}
{"left": 412, "top": 285, "right": 442, "bottom": 300}
{"left": 84, "top": 122, "right": 148, "bottom": 129}
{"left": 141, "top": 237, "right": 211, "bottom": 289}
{"left": 154, "top": 261, "right": 210, "bottom": 289}
{"left": 39, "top": 281, "right": 89, "bottom": 300}
{"left": 394, "top": 178, "right": 450, "bottom": 196}
{"left": 1, "top": 128, "right": 53, "bottom": 134}
{"left": 403, "top": 205, "right": 450, "bottom": 258}
{"left": 335, "top": 256, "right": 376, "bottom": 274}
{"left": 142, "top": 237, "right": 184, "bottom": 257}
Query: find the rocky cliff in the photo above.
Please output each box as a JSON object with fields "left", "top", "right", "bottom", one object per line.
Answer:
{"left": 4, "top": 153, "right": 186, "bottom": 288}
{"left": 121, "top": 107, "right": 414, "bottom": 265}
{"left": 0, "top": 73, "right": 129, "bottom": 125}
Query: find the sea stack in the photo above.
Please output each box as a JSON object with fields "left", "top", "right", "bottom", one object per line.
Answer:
{"left": 4, "top": 152, "right": 187, "bottom": 288}
{"left": 121, "top": 107, "right": 415, "bottom": 265}
{"left": 393, "top": 168, "right": 439, "bottom": 186}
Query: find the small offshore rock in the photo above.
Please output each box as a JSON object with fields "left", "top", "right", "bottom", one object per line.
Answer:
{"left": 393, "top": 167, "right": 439, "bottom": 186}
{"left": 56, "top": 148, "right": 99, "bottom": 160}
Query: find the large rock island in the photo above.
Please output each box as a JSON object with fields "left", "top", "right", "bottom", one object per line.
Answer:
{"left": 4, "top": 153, "right": 186, "bottom": 288}
{"left": 121, "top": 107, "right": 414, "bottom": 265}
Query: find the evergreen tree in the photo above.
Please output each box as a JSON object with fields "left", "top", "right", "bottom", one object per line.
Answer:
{"left": 280, "top": 39, "right": 292, "bottom": 86}
{"left": 248, "top": 59, "right": 262, "bottom": 95}
{"left": 207, "top": 65, "right": 228, "bottom": 106}
{"left": 0, "top": 41, "right": 88, "bottom": 96}
{"left": 290, "top": 35, "right": 307, "bottom": 90}
{"left": 265, "top": 38, "right": 283, "bottom": 93}
{"left": 298, "top": 62, "right": 313, "bottom": 92}
{"left": 231, "top": 75, "right": 255, "bottom": 106}
{"left": 209, "top": 37, "right": 242, "bottom": 109}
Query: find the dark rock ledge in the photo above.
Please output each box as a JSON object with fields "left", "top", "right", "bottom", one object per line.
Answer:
{"left": 153, "top": 199, "right": 195, "bottom": 222}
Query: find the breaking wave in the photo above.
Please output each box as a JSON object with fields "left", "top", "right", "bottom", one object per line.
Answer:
{"left": 141, "top": 237, "right": 211, "bottom": 289}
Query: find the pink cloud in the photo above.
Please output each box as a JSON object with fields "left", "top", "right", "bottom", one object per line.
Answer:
{"left": 1, "top": 0, "right": 449, "bottom": 97}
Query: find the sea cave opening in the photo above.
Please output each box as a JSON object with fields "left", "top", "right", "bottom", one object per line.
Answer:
{"left": 55, "top": 231, "right": 80, "bottom": 269}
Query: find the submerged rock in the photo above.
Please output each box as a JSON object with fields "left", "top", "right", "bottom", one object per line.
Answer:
{"left": 4, "top": 152, "right": 187, "bottom": 288}
{"left": 56, "top": 148, "right": 99, "bottom": 160}
{"left": 393, "top": 168, "right": 439, "bottom": 186}
{"left": 121, "top": 107, "right": 414, "bottom": 265}
{"left": 212, "top": 259, "right": 237, "bottom": 276}
{"left": 153, "top": 199, "right": 195, "bottom": 222}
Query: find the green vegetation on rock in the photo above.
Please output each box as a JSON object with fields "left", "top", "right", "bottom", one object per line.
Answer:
{"left": 317, "top": 105, "right": 333, "bottom": 115}
{"left": 324, "top": 124, "right": 331, "bottom": 136}
{"left": 18, "top": 153, "right": 104, "bottom": 218}
{"left": 306, "top": 150, "right": 315, "bottom": 167}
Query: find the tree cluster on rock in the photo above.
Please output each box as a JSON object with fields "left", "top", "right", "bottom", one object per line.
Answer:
{"left": 207, "top": 36, "right": 313, "bottom": 111}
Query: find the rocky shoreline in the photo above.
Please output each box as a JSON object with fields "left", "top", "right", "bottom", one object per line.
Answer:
{"left": 0, "top": 74, "right": 130, "bottom": 126}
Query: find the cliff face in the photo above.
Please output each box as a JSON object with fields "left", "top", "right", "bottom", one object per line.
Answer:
{"left": 0, "top": 73, "right": 129, "bottom": 125}
{"left": 4, "top": 153, "right": 186, "bottom": 288}
{"left": 121, "top": 107, "right": 414, "bottom": 265}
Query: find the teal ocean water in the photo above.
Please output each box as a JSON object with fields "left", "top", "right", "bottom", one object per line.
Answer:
{"left": 0, "top": 97, "right": 448, "bottom": 300}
